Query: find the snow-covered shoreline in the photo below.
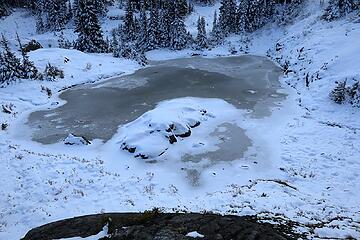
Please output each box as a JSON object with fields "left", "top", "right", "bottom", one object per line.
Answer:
{"left": 1, "top": 3, "right": 360, "bottom": 240}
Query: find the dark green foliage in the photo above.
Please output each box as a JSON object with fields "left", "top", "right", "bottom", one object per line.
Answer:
{"left": 195, "top": 17, "right": 208, "bottom": 49}
{"left": 74, "top": 0, "right": 107, "bottom": 53}
{"left": 44, "top": 63, "right": 64, "bottom": 80}
{"left": 0, "top": 34, "right": 40, "bottom": 84}
{"left": 0, "top": 0, "right": 10, "bottom": 17}
{"left": 330, "top": 79, "right": 360, "bottom": 107}
{"left": 218, "top": 0, "right": 237, "bottom": 35}
{"left": 58, "top": 31, "right": 73, "bottom": 49}
{"left": 330, "top": 81, "right": 347, "bottom": 104}
{"left": 323, "top": 0, "right": 359, "bottom": 20}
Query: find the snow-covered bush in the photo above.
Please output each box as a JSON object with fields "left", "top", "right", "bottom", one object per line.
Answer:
{"left": 43, "top": 63, "right": 64, "bottom": 81}
{"left": 330, "top": 81, "right": 347, "bottom": 104}
{"left": 330, "top": 80, "right": 360, "bottom": 107}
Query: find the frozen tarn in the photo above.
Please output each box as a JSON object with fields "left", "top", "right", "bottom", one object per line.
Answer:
{"left": 27, "top": 55, "right": 285, "bottom": 144}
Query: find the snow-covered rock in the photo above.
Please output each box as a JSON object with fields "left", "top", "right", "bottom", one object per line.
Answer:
{"left": 186, "top": 231, "right": 204, "bottom": 238}
{"left": 63, "top": 133, "right": 91, "bottom": 146}
{"left": 116, "top": 98, "right": 218, "bottom": 159}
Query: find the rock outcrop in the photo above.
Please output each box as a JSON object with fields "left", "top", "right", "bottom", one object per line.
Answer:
{"left": 22, "top": 212, "right": 293, "bottom": 240}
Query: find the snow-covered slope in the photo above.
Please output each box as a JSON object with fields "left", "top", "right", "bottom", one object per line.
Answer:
{"left": 0, "top": 2, "right": 360, "bottom": 239}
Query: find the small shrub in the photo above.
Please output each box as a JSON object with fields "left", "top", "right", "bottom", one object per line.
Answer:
{"left": 1, "top": 123, "right": 8, "bottom": 130}
{"left": 43, "top": 63, "right": 64, "bottom": 81}
{"left": 330, "top": 81, "right": 347, "bottom": 104}
{"left": 330, "top": 79, "right": 360, "bottom": 107}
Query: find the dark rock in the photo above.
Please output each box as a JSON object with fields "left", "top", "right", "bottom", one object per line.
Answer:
{"left": 168, "top": 135, "right": 177, "bottom": 144}
{"left": 176, "top": 129, "right": 191, "bottom": 138}
{"left": 22, "top": 213, "right": 294, "bottom": 240}
{"left": 135, "top": 154, "right": 149, "bottom": 159}
{"left": 190, "top": 121, "right": 201, "bottom": 128}
{"left": 121, "top": 143, "right": 136, "bottom": 153}
{"left": 22, "top": 40, "right": 43, "bottom": 53}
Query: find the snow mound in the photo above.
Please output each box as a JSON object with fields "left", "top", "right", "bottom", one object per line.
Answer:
{"left": 186, "top": 231, "right": 205, "bottom": 238}
{"left": 63, "top": 133, "right": 91, "bottom": 146}
{"left": 115, "top": 98, "right": 237, "bottom": 159}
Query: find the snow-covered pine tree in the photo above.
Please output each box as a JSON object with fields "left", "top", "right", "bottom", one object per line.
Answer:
{"left": 195, "top": 16, "right": 208, "bottom": 49}
{"left": 74, "top": 0, "right": 107, "bottom": 53}
{"left": 175, "top": 0, "right": 188, "bottom": 18}
{"left": 330, "top": 80, "right": 347, "bottom": 104}
{"left": 0, "top": 0, "right": 10, "bottom": 17}
{"left": 158, "top": 0, "right": 174, "bottom": 48}
{"left": 110, "top": 28, "right": 119, "bottom": 53}
{"left": 169, "top": 5, "right": 188, "bottom": 50}
{"left": 58, "top": 31, "right": 73, "bottom": 49}
{"left": 237, "top": 0, "right": 250, "bottom": 32}
{"left": 67, "top": 0, "right": 73, "bottom": 21}
{"left": 35, "top": 9, "right": 45, "bottom": 34}
{"left": 147, "top": 0, "right": 159, "bottom": 50}
{"left": 192, "top": 0, "right": 215, "bottom": 6}
{"left": 218, "top": 0, "right": 237, "bottom": 35}
{"left": 95, "top": 0, "right": 108, "bottom": 16}
{"left": 123, "top": 0, "right": 137, "bottom": 41}
{"left": 15, "top": 33, "right": 39, "bottom": 79}
{"left": 0, "top": 35, "right": 22, "bottom": 83}
{"left": 209, "top": 10, "right": 224, "bottom": 45}
{"left": 136, "top": 0, "right": 149, "bottom": 51}
{"left": 275, "top": 0, "right": 305, "bottom": 25}
{"left": 323, "top": 0, "right": 358, "bottom": 20}
{"left": 46, "top": 0, "right": 69, "bottom": 31}
{"left": 113, "top": 39, "right": 148, "bottom": 65}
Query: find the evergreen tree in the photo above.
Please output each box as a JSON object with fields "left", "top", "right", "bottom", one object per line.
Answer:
{"left": 0, "top": 0, "right": 10, "bottom": 17}
{"left": 123, "top": 0, "right": 137, "bottom": 41}
{"left": 147, "top": 0, "right": 159, "bottom": 50}
{"left": 158, "top": 0, "right": 174, "bottom": 48}
{"left": 15, "top": 33, "right": 39, "bottom": 79}
{"left": 169, "top": 7, "right": 188, "bottom": 50}
{"left": 58, "top": 31, "right": 73, "bottom": 49}
{"left": 218, "top": 0, "right": 237, "bottom": 35}
{"left": 237, "top": 0, "right": 250, "bottom": 32}
{"left": 35, "top": 9, "right": 45, "bottom": 34}
{"left": 0, "top": 35, "right": 22, "bottom": 83}
{"left": 175, "top": 0, "right": 188, "bottom": 18}
{"left": 137, "top": 0, "right": 149, "bottom": 51}
{"left": 74, "top": 0, "right": 107, "bottom": 53}
{"left": 192, "top": 0, "right": 214, "bottom": 6}
{"left": 195, "top": 16, "right": 208, "bottom": 49}
{"left": 46, "top": 0, "right": 69, "bottom": 31}
{"left": 323, "top": 0, "right": 358, "bottom": 20}
{"left": 209, "top": 11, "right": 224, "bottom": 45}
{"left": 110, "top": 28, "right": 119, "bottom": 53}
{"left": 67, "top": 0, "right": 73, "bottom": 21}
{"left": 95, "top": 0, "right": 108, "bottom": 16}
{"left": 330, "top": 81, "right": 347, "bottom": 104}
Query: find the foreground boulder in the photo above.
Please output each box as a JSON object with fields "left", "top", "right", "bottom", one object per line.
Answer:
{"left": 22, "top": 212, "right": 294, "bottom": 240}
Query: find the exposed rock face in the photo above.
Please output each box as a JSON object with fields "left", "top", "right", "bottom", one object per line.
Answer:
{"left": 22, "top": 213, "right": 293, "bottom": 240}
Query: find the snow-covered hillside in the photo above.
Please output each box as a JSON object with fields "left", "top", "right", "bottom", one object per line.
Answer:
{"left": 1, "top": 1, "right": 360, "bottom": 239}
